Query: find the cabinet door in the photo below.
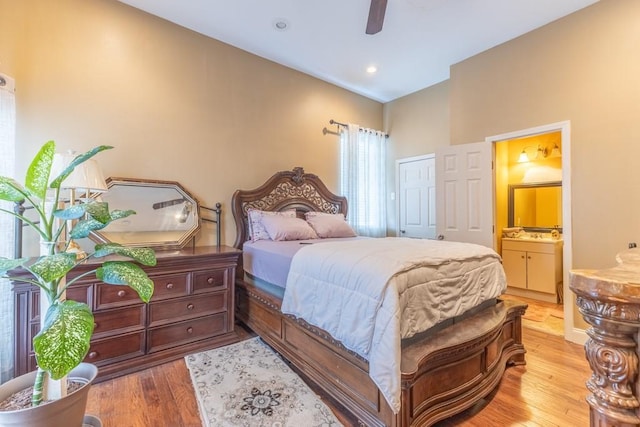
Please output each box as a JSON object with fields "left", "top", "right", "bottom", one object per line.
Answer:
{"left": 527, "top": 252, "right": 556, "bottom": 294}
{"left": 502, "top": 249, "right": 527, "bottom": 289}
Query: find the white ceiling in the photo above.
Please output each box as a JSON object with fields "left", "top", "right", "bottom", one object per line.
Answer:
{"left": 118, "top": 0, "right": 599, "bottom": 103}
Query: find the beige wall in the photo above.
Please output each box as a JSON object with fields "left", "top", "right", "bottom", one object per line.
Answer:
{"left": 0, "top": 0, "right": 382, "bottom": 248}
{"left": 450, "top": 0, "right": 640, "bottom": 270}
{"left": 384, "top": 0, "right": 640, "bottom": 330}
{"left": 385, "top": 0, "right": 640, "bottom": 270}
{"left": 383, "top": 80, "right": 450, "bottom": 234}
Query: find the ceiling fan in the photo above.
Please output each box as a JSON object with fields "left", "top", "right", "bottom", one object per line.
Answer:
{"left": 366, "top": 0, "right": 388, "bottom": 35}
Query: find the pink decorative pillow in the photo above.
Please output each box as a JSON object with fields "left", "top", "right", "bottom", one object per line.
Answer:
{"left": 305, "top": 212, "right": 357, "bottom": 238}
{"left": 261, "top": 215, "right": 318, "bottom": 241}
{"left": 247, "top": 209, "right": 296, "bottom": 242}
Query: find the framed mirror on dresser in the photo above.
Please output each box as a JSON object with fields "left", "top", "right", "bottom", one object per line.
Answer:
{"left": 11, "top": 177, "right": 242, "bottom": 381}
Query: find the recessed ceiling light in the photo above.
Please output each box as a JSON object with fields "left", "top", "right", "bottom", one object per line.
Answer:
{"left": 273, "top": 19, "right": 289, "bottom": 31}
{"left": 366, "top": 66, "right": 378, "bottom": 74}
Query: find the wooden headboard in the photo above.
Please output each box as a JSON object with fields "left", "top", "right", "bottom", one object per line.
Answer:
{"left": 231, "top": 167, "right": 347, "bottom": 249}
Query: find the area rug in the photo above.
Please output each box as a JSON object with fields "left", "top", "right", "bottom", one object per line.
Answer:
{"left": 185, "top": 337, "right": 344, "bottom": 427}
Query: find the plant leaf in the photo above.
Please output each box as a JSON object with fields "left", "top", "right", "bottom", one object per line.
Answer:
{"left": 50, "top": 145, "right": 113, "bottom": 189}
{"left": 28, "top": 253, "right": 77, "bottom": 283}
{"left": 96, "top": 261, "right": 154, "bottom": 302}
{"left": 0, "top": 177, "right": 26, "bottom": 202}
{"left": 53, "top": 204, "right": 86, "bottom": 220}
{"left": 33, "top": 300, "right": 94, "bottom": 380}
{"left": 93, "top": 244, "right": 157, "bottom": 266}
{"left": 109, "top": 209, "right": 136, "bottom": 220}
{"left": 69, "top": 218, "right": 108, "bottom": 239}
{"left": 84, "top": 201, "right": 111, "bottom": 223}
{"left": 0, "top": 257, "right": 29, "bottom": 275}
{"left": 26, "top": 140, "right": 55, "bottom": 199}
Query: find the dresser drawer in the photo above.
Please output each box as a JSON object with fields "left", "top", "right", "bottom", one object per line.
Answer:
{"left": 148, "top": 293, "right": 227, "bottom": 327}
{"left": 193, "top": 269, "right": 226, "bottom": 293}
{"left": 93, "top": 305, "right": 145, "bottom": 338}
{"left": 147, "top": 313, "right": 227, "bottom": 353}
{"left": 150, "top": 273, "right": 189, "bottom": 301}
{"left": 85, "top": 331, "right": 145, "bottom": 366}
{"left": 95, "top": 284, "right": 144, "bottom": 310}
{"left": 66, "top": 284, "right": 92, "bottom": 308}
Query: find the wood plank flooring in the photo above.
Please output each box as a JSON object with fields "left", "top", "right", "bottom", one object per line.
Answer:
{"left": 85, "top": 300, "right": 592, "bottom": 426}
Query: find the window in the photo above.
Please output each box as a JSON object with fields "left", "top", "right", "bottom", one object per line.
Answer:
{"left": 339, "top": 124, "right": 386, "bottom": 237}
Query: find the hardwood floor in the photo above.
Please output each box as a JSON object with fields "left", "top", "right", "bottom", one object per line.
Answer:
{"left": 85, "top": 302, "right": 592, "bottom": 426}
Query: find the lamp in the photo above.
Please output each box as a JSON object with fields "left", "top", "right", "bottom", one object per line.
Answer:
{"left": 550, "top": 143, "right": 561, "bottom": 157}
{"left": 51, "top": 151, "right": 108, "bottom": 198}
{"left": 518, "top": 144, "right": 554, "bottom": 163}
{"left": 50, "top": 151, "right": 108, "bottom": 257}
{"left": 518, "top": 148, "right": 530, "bottom": 163}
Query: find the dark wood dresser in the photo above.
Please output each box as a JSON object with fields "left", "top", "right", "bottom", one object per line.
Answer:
{"left": 12, "top": 245, "right": 242, "bottom": 381}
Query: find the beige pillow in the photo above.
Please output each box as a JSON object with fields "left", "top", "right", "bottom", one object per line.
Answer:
{"left": 305, "top": 212, "right": 357, "bottom": 238}
{"left": 247, "top": 209, "right": 296, "bottom": 242}
{"left": 261, "top": 215, "right": 318, "bottom": 241}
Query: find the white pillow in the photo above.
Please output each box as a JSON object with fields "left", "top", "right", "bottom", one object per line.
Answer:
{"left": 247, "top": 209, "right": 296, "bottom": 242}
{"left": 261, "top": 215, "right": 318, "bottom": 241}
{"left": 305, "top": 212, "right": 357, "bottom": 238}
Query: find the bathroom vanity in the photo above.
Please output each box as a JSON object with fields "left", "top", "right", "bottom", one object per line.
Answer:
{"left": 502, "top": 237, "right": 563, "bottom": 303}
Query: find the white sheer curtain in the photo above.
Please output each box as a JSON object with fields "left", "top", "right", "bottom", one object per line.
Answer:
{"left": 339, "top": 123, "right": 387, "bottom": 237}
{"left": 0, "top": 73, "right": 16, "bottom": 383}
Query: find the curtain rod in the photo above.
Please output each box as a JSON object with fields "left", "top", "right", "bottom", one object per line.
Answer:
{"left": 324, "top": 119, "right": 389, "bottom": 138}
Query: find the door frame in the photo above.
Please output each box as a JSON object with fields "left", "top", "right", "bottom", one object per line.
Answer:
{"left": 486, "top": 120, "right": 584, "bottom": 345}
{"left": 395, "top": 154, "right": 435, "bottom": 238}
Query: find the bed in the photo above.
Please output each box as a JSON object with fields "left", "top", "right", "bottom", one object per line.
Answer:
{"left": 232, "top": 167, "right": 527, "bottom": 427}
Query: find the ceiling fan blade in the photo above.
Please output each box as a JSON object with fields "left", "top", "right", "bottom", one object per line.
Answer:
{"left": 365, "top": 0, "right": 387, "bottom": 35}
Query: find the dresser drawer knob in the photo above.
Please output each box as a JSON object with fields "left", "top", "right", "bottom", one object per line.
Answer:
{"left": 93, "top": 322, "right": 98, "bottom": 329}
{"left": 166, "top": 283, "right": 174, "bottom": 289}
{"left": 207, "top": 277, "right": 214, "bottom": 284}
{"left": 187, "top": 303, "right": 194, "bottom": 310}
{"left": 117, "top": 290, "right": 126, "bottom": 297}
{"left": 187, "top": 327, "right": 193, "bottom": 334}
{"left": 88, "top": 351, "right": 98, "bottom": 359}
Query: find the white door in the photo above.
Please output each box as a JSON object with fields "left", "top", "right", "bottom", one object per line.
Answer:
{"left": 435, "top": 141, "right": 494, "bottom": 248}
{"left": 397, "top": 155, "right": 436, "bottom": 239}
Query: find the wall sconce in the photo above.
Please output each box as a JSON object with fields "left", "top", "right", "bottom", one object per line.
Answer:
{"left": 518, "top": 143, "right": 561, "bottom": 163}
{"left": 518, "top": 145, "right": 545, "bottom": 163}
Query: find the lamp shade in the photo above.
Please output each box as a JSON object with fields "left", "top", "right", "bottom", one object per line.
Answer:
{"left": 517, "top": 150, "right": 529, "bottom": 163}
{"left": 50, "top": 152, "right": 108, "bottom": 192}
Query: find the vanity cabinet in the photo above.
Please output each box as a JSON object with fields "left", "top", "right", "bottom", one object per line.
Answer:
{"left": 501, "top": 238, "right": 563, "bottom": 302}
{"left": 12, "top": 246, "right": 241, "bottom": 381}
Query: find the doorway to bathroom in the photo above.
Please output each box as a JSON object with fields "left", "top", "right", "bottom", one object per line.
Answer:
{"left": 487, "top": 121, "right": 578, "bottom": 343}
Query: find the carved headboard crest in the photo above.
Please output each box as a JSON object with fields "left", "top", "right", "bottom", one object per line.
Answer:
{"left": 231, "top": 167, "right": 348, "bottom": 248}
{"left": 291, "top": 166, "right": 305, "bottom": 185}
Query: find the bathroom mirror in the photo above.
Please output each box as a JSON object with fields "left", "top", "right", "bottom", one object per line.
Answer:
{"left": 508, "top": 181, "right": 562, "bottom": 232}
{"left": 90, "top": 177, "right": 200, "bottom": 249}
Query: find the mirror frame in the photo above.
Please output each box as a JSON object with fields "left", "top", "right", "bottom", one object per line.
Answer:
{"left": 508, "top": 181, "right": 562, "bottom": 233}
{"left": 90, "top": 177, "right": 200, "bottom": 250}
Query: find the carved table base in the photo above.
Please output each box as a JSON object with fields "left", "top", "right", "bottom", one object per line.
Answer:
{"left": 571, "top": 249, "right": 640, "bottom": 426}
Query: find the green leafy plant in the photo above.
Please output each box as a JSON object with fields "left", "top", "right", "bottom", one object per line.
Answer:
{"left": 0, "top": 141, "right": 156, "bottom": 405}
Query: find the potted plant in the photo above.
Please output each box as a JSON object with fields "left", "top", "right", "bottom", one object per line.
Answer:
{"left": 0, "top": 141, "right": 156, "bottom": 426}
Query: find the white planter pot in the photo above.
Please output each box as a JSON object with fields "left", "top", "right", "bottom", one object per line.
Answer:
{"left": 0, "top": 363, "right": 98, "bottom": 427}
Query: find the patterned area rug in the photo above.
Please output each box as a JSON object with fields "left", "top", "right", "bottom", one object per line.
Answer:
{"left": 185, "top": 337, "right": 344, "bottom": 427}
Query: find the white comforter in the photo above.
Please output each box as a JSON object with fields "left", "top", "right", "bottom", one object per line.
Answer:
{"left": 280, "top": 237, "right": 507, "bottom": 413}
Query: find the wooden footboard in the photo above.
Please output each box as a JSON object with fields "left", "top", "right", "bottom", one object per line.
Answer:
{"left": 236, "top": 279, "right": 527, "bottom": 427}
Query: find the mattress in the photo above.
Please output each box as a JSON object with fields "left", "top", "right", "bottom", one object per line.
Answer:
{"left": 242, "top": 237, "right": 362, "bottom": 289}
